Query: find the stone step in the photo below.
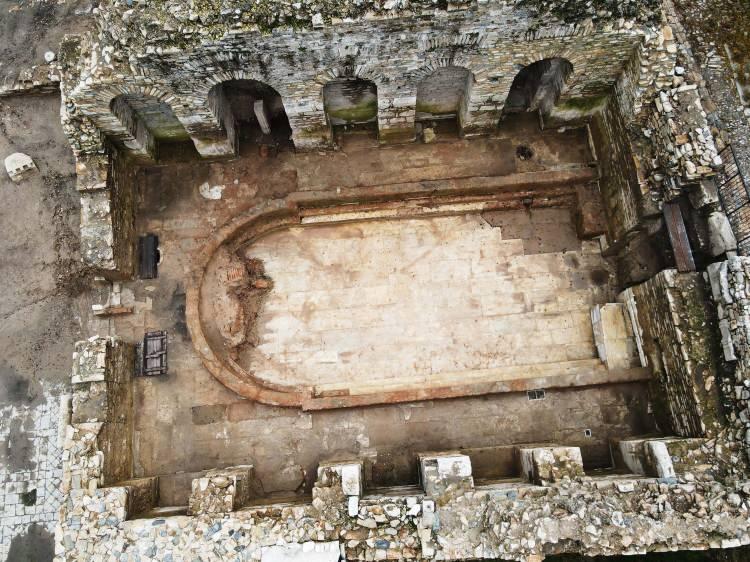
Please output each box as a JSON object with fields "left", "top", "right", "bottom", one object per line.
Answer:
{"left": 305, "top": 364, "right": 652, "bottom": 410}
{"left": 314, "top": 358, "right": 616, "bottom": 396}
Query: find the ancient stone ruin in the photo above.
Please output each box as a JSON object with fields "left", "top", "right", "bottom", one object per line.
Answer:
{"left": 3, "top": 0, "right": 750, "bottom": 560}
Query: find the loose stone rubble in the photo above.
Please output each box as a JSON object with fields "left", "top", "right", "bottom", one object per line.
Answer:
{"left": 4, "top": 152, "right": 37, "bottom": 183}
{"left": 188, "top": 466, "right": 260, "bottom": 515}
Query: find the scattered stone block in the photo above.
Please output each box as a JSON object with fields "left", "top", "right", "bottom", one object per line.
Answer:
{"left": 260, "top": 541, "right": 341, "bottom": 562}
{"left": 707, "top": 211, "right": 738, "bottom": 257}
{"left": 119, "top": 476, "right": 159, "bottom": 517}
{"left": 316, "top": 460, "right": 363, "bottom": 497}
{"left": 591, "top": 303, "right": 638, "bottom": 370}
{"left": 647, "top": 441, "right": 676, "bottom": 480}
{"left": 518, "top": 445, "right": 584, "bottom": 484}
{"left": 4, "top": 152, "right": 37, "bottom": 182}
{"left": 188, "top": 465, "right": 258, "bottom": 515}
{"left": 418, "top": 452, "right": 473, "bottom": 497}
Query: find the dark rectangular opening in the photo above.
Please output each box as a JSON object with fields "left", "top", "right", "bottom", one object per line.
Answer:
{"left": 138, "top": 233, "right": 160, "bottom": 279}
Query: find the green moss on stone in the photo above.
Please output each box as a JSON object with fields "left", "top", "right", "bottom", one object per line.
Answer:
{"left": 557, "top": 95, "right": 608, "bottom": 113}
{"left": 327, "top": 99, "right": 378, "bottom": 123}
{"left": 415, "top": 101, "right": 456, "bottom": 115}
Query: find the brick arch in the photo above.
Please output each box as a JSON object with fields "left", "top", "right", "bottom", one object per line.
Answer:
{"left": 72, "top": 82, "right": 185, "bottom": 159}
{"left": 416, "top": 31, "right": 486, "bottom": 52}
{"left": 409, "top": 54, "right": 475, "bottom": 82}
{"left": 84, "top": 82, "right": 180, "bottom": 127}
{"left": 501, "top": 55, "right": 576, "bottom": 117}
{"left": 197, "top": 70, "right": 288, "bottom": 100}
{"left": 314, "top": 63, "right": 386, "bottom": 87}
{"left": 514, "top": 50, "right": 582, "bottom": 73}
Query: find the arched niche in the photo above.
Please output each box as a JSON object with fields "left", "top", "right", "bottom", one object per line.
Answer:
{"left": 109, "top": 94, "right": 191, "bottom": 160}
{"left": 323, "top": 78, "right": 379, "bottom": 138}
{"left": 503, "top": 58, "right": 573, "bottom": 116}
{"left": 415, "top": 66, "right": 473, "bottom": 136}
{"left": 209, "top": 79, "right": 293, "bottom": 153}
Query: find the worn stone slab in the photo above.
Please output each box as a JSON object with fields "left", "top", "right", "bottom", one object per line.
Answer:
{"left": 518, "top": 445, "right": 584, "bottom": 484}
{"left": 261, "top": 541, "right": 341, "bottom": 562}
{"left": 188, "top": 465, "right": 258, "bottom": 515}
{"left": 418, "top": 452, "right": 473, "bottom": 497}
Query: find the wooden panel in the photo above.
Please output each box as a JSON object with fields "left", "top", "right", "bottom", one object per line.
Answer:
{"left": 663, "top": 201, "right": 696, "bottom": 272}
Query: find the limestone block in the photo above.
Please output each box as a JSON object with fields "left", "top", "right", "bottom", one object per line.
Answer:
{"left": 619, "top": 288, "right": 648, "bottom": 367}
{"left": 4, "top": 152, "right": 37, "bottom": 182}
{"left": 615, "top": 437, "right": 702, "bottom": 478}
{"left": 188, "top": 465, "right": 258, "bottom": 515}
{"left": 120, "top": 476, "right": 159, "bottom": 517}
{"left": 706, "top": 261, "right": 731, "bottom": 305}
{"left": 687, "top": 178, "right": 719, "bottom": 209}
{"left": 591, "top": 303, "right": 638, "bottom": 370}
{"left": 316, "top": 460, "right": 363, "bottom": 497}
{"left": 260, "top": 541, "right": 341, "bottom": 562}
{"left": 719, "top": 318, "right": 737, "bottom": 361}
{"left": 75, "top": 153, "right": 109, "bottom": 192}
{"left": 518, "top": 446, "right": 584, "bottom": 485}
{"left": 707, "top": 211, "right": 738, "bottom": 257}
{"left": 418, "top": 452, "right": 473, "bottom": 496}
{"left": 647, "top": 441, "right": 676, "bottom": 480}
{"left": 615, "top": 437, "right": 651, "bottom": 475}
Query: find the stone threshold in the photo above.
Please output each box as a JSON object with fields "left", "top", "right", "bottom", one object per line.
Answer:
{"left": 304, "top": 362, "right": 651, "bottom": 410}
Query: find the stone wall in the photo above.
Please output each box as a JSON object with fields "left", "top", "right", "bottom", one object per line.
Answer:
{"left": 61, "top": 2, "right": 647, "bottom": 156}
{"left": 55, "top": 429, "right": 750, "bottom": 561}
{"left": 76, "top": 150, "right": 137, "bottom": 278}
{"left": 647, "top": 84, "right": 722, "bottom": 197}
{"left": 53, "top": 329, "right": 750, "bottom": 561}
{"left": 65, "top": 336, "right": 135, "bottom": 493}
{"left": 60, "top": 0, "right": 726, "bottom": 281}
{"left": 589, "top": 92, "right": 644, "bottom": 243}
{"left": 628, "top": 269, "right": 724, "bottom": 438}
{"left": 708, "top": 257, "right": 750, "bottom": 463}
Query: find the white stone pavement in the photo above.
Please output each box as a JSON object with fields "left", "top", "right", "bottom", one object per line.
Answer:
{"left": 0, "top": 386, "right": 66, "bottom": 561}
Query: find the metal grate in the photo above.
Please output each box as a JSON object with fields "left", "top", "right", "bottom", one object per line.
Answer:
{"left": 138, "top": 330, "right": 168, "bottom": 376}
{"left": 527, "top": 389, "right": 546, "bottom": 401}
{"left": 717, "top": 145, "right": 750, "bottom": 255}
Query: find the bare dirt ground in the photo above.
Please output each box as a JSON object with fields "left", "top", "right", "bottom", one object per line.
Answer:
{"left": 0, "top": 94, "right": 87, "bottom": 561}
{"left": 0, "top": 0, "right": 93, "bottom": 86}
{"left": 0, "top": 94, "right": 84, "bottom": 406}
{"left": 671, "top": 0, "right": 750, "bottom": 177}
{"left": 0, "top": 2, "right": 94, "bottom": 558}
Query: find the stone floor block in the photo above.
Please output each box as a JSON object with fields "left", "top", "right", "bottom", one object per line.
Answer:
{"left": 260, "top": 541, "right": 341, "bottom": 562}
{"left": 315, "top": 460, "right": 363, "bottom": 497}
{"left": 418, "top": 452, "right": 473, "bottom": 497}
{"left": 119, "top": 476, "right": 159, "bottom": 517}
{"left": 188, "top": 465, "right": 257, "bottom": 515}
{"left": 518, "top": 445, "right": 584, "bottom": 485}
